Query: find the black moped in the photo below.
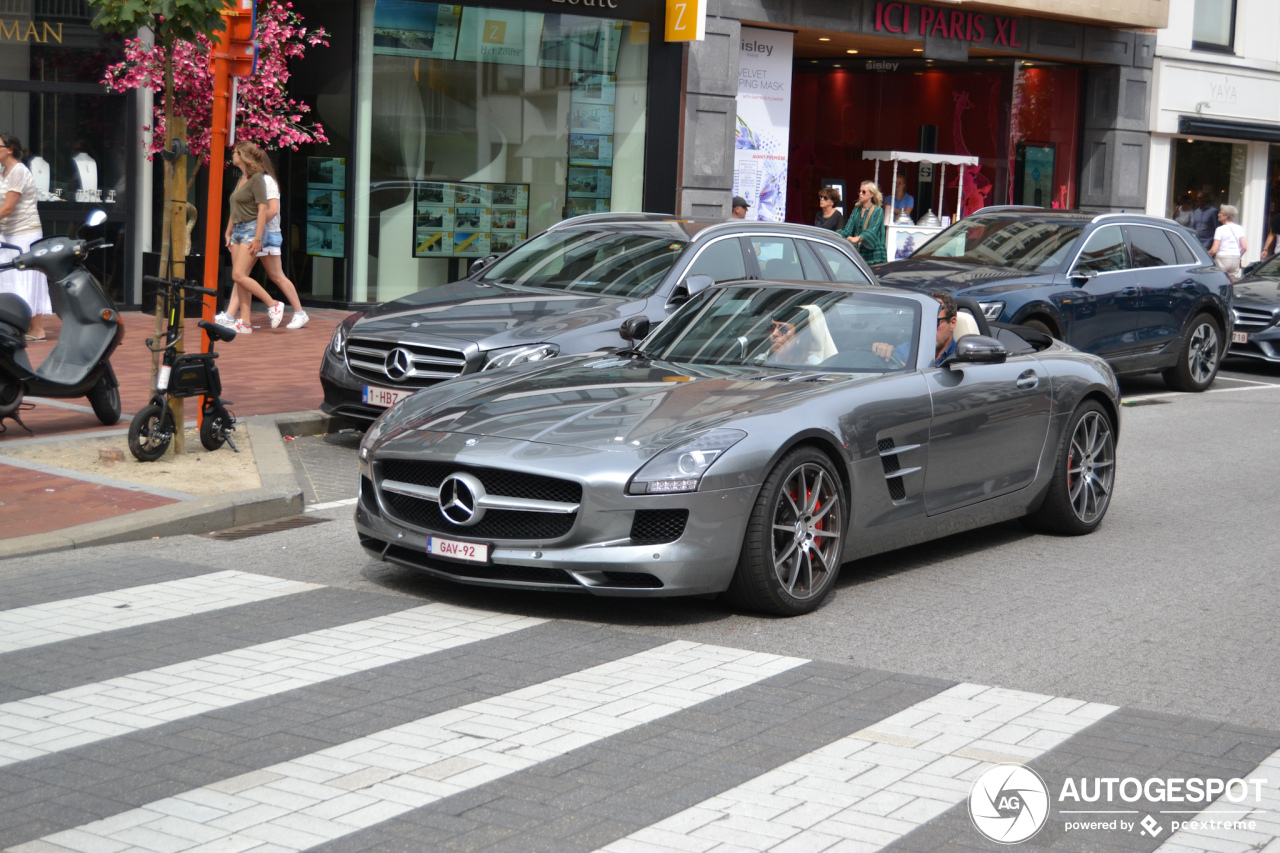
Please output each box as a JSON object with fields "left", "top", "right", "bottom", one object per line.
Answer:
{"left": 0, "top": 210, "right": 123, "bottom": 435}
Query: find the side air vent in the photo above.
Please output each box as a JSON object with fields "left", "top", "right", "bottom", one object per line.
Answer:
{"left": 877, "top": 437, "right": 921, "bottom": 502}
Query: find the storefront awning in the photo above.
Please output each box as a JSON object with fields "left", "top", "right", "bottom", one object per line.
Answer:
{"left": 1177, "top": 117, "right": 1280, "bottom": 144}
{"left": 862, "top": 151, "right": 980, "bottom": 166}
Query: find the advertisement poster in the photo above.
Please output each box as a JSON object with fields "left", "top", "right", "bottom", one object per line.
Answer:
{"left": 567, "top": 166, "right": 611, "bottom": 199}
{"left": 306, "top": 157, "right": 346, "bottom": 257}
{"left": 372, "top": 1, "right": 461, "bottom": 59}
{"left": 455, "top": 7, "right": 542, "bottom": 66}
{"left": 539, "top": 17, "right": 623, "bottom": 72}
{"left": 732, "top": 28, "right": 793, "bottom": 222}
{"left": 413, "top": 181, "right": 528, "bottom": 258}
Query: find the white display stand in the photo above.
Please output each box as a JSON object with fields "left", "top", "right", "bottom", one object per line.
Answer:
{"left": 72, "top": 152, "right": 98, "bottom": 201}
{"left": 29, "top": 156, "right": 50, "bottom": 193}
{"left": 863, "top": 150, "right": 980, "bottom": 261}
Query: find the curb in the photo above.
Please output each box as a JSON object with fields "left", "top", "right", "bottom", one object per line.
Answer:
{"left": 0, "top": 410, "right": 352, "bottom": 560}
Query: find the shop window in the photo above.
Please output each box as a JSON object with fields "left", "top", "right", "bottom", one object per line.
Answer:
{"left": 1192, "top": 0, "right": 1235, "bottom": 53}
{"left": 1167, "top": 139, "right": 1246, "bottom": 249}
{"left": 349, "top": 2, "right": 650, "bottom": 303}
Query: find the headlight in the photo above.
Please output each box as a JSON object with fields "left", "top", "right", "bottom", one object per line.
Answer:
{"left": 359, "top": 416, "right": 389, "bottom": 462}
{"left": 482, "top": 343, "right": 560, "bottom": 371}
{"left": 331, "top": 323, "right": 348, "bottom": 356}
{"left": 978, "top": 301, "right": 1005, "bottom": 321}
{"left": 627, "top": 429, "right": 747, "bottom": 495}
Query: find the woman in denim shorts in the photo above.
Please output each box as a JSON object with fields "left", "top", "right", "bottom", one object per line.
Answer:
{"left": 219, "top": 142, "right": 306, "bottom": 333}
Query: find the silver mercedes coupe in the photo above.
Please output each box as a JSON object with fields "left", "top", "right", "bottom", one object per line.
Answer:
{"left": 356, "top": 282, "right": 1121, "bottom": 615}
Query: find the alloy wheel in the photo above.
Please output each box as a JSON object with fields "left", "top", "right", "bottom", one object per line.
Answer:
{"left": 1187, "top": 321, "right": 1220, "bottom": 386}
{"left": 1065, "top": 410, "right": 1115, "bottom": 525}
{"left": 770, "top": 462, "right": 842, "bottom": 600}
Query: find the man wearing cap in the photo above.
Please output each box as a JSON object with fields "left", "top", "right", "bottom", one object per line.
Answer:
{"left": 731, "top": 196, "right": 748, "bottom": 219}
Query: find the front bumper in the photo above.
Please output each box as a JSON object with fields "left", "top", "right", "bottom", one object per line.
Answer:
{"left": 355, "top": 454, "right": 759, "bottom": 598}
{"left": 1228, "top": 322, "right": 1280, "bottom": 363}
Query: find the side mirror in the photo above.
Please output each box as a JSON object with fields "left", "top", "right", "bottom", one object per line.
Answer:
{"left": 948, "top": 335, "right": 1007, "bottom": 367}
{"left": 468, "top": 255, "right": 498, "bottom": 277}
{"left": 77, "top": 209, "right": 108, "bottom": 237}
{"left": 1069, "top": 267, "right": 1097, "bottom": 286}
{"left": 669, "top": 274, "right": 715, "bottom": 305}
{"left": 620, "top": 316, "right": 651, "bottom": 344}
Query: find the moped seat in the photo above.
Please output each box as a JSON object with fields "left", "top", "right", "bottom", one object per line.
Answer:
{"left": 0, "top": 294, "right": 31, "bottom": 333}
{"left": 198, "top": 320, "right": 237, "bottom": 343}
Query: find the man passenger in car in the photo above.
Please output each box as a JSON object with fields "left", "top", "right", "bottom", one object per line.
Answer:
{"left": 872, "top": 290, "right": 959, "bottom": 367}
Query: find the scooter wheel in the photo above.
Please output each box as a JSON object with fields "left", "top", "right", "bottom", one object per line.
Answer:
{"left": 200, "top": 411, "right": 227, "bottom": 451}
{"left": 128, "top": 403, "right": 173, "bottom": 462}
{"left": 87, "top": 374, "right": 121, "bottom": 426}
{"left": 0, "top": 377, "right": 22, "bottom": 419}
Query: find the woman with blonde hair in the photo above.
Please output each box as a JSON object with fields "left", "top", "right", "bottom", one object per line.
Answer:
{"left": 219, "top": 141, "right": 306, "bottom": 333}
{"left": 1209, "top": 204, "right": 1247, "bottom": 281}
{"left": 0, "top": 134, "right": 50, "bottom": 341}
{"left": 839, "top": 180, "right": 886, "bottom": 264}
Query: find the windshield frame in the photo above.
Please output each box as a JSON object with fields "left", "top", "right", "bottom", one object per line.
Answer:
{"left": 910, "top": 215, "right": 1086, "bottom": 274}
{"left": 478, "top": 227, "right": 688, "bottom": 298}
{"left": 641, "top": 285, "right": 924, "bottom": 374}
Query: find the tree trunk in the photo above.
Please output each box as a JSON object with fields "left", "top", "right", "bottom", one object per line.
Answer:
{"left": 169, "top": 112, "right": 188, "bottom": 456}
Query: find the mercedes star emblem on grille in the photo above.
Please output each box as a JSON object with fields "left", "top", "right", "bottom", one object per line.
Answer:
{"left": 438, "top": 472, "right": 486, "bottom": 526}
{"left": 383, "top": 347, "right": 414, "bottom": 381}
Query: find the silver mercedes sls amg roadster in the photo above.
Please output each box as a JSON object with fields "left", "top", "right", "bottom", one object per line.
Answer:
{"left": 356, "top": 282, "right": 1121, "bottom": 615}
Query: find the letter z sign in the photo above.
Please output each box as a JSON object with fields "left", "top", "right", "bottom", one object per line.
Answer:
{"left": 665, "top": 0, "right": 705, "bottom": 41}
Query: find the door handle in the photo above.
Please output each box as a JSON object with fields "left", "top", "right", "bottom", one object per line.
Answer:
{"left": 1120, "top": 287, "right": 1140, "bottom": 295}
{"left": 1016, "top": 370, "right": 1039, "bottom": 390}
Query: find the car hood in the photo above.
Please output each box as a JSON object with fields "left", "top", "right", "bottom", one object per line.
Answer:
{"left": 373, "top": 356, "right": 870, "bottom": 453}
{"left": 351, "top": 280, "right": 643, "bottom": 348}
{"left": 875, "top": 259, "right": 1054, "bottom": 295}
{"left": 1232, "top": 277, "right": 1280, "bottom": 308}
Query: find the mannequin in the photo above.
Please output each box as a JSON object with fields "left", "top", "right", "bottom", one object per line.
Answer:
{"left": 28, "top": 156, "right": 50, "bottom": 195}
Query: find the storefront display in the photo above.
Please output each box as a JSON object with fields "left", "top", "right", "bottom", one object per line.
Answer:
{"left": 306, "top": 157, "right": 347, "bottom": 259}
{"left": 412, "top": 181, "right": 528, "bottom": 258}
{"left": 732, "top": 27, "right": 793, "bottom": 222}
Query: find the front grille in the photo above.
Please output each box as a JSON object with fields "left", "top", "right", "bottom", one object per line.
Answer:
{"left": 379, "top": 460, "right": 582, "bottom": 503}
{"left": 382, "top": 544, "right": 580, "bottom": 587}
{"left": 630, "top": 510, "right": 688, "bottom": 545}
{"left": 346, "top": 337, "right": 468, "bottom": 387}
{"left": 360, "top": 476, "right": 377, "bottom": 508}
{"left": 1234, "top": 306, "right": 1277, "bottom": 330}
{"left": 382, "top": 493, "right": 576, "bottom": 540}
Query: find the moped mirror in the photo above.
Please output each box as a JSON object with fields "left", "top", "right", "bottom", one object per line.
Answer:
{"left": 85, "top": 209, "right": 108, "bottom": 228}
{"left": 619, "top": 316, "right": 651, "bottom": 344}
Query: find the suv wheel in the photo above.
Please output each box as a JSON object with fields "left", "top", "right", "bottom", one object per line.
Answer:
{"left": 1162, "top": 313, "right": 1221, "bottom": 392}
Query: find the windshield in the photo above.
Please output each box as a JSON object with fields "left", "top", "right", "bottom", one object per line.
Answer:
{"left": 643, "top": 286, "right": 921, "bottom": 373}
{"left": 1250, "top": 254, "right": 1280, "bottom": 279}
{"left": 912, "top": 216, "right": 1084, "bottom": 273}
{"left": 480, "top": 229, "right": 686, "bottom": 297}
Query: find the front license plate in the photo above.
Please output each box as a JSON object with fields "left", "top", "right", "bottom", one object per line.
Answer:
{"left": 427, "top": 536, "right": 489, "bottom": 563}
{"left": 363, "top": 385, "right": 414, "bottom": 408}
{"left": 1232, "top": 331, "right": 1249, "bottom": 344}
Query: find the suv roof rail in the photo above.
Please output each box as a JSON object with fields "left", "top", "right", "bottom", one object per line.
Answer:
{"left": 546, "top": 212, "right": 683, "bottom": 231}
{"left": 1090, "top": 211, "right": 1171, "bottom": 224}
{"left": 967, "top": 205, "right": 1044, "bottom": 216}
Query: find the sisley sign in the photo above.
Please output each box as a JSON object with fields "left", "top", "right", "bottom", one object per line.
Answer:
{"left": 733, "top": 27, "right": 793, "bottom": 222}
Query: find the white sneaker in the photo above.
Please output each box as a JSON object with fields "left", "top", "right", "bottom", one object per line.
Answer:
{"left": 232, "top": 321, "right": 253, "bottom": 335}
{"left": 214, "top": 312, "right": 235, "bottom": 328}
{"left": 286, "top": 311, "right": 309, "bottom": 330}
{"left": 268, "top": 301, "right": 284, "bottom": 328}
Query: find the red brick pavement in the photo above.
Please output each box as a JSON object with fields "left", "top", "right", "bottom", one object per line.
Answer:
{"left": 0, "top": 464, "right": 178, "bottom": 540}
{"left": 1, "top": 306, "right": 348, "bottom": 442}
{"left": 0, "top": 305, "right": 352, "bottom": 543}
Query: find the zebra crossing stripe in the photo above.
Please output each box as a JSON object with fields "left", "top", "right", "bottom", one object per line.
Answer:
{"left": 598, "top": 683, "right": 1117, "bottom": 853}
{"left": 0, "top": 603, "right": 545, "bottom": 767}
{"left": 0, "top": 571, "right": 322, "bottom": 654}
{"left": 1154, "top": 748, "right": 1280, "bottom": 853}
{"left": 13, "top": 642, "right": 806, "bottom": 853}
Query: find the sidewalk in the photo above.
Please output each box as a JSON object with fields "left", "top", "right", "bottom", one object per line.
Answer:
{"left": 0, "top": 305, "right": 351, "bottom": 549}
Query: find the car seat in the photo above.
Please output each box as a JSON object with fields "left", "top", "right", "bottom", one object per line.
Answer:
{"left": 801, "top": 305, "right": 839, "bottom": 361}
{"left": 954, "top": 309, "right": 981, "bottom": 340}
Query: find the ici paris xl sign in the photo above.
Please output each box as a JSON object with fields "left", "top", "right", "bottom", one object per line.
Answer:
{"left": 874, "top": 1, "right": 1024, "bottom": 47}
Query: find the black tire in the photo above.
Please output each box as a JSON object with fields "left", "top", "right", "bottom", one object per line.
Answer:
{"left": 1162, "top": 312, "right": 1222, "bottom": 392}
{"left": 1028, "top": 400, "right": 1116, "bottom": 535}
{"left": 0, "top": 377, "right": 22, "bottom": 419}
{"left": 128, "top": 403, "right": 174, "bottom": 462}
{"left": 1020, "top": 318, "right": 1055, "bottom": 338}
{"left": 200, "top": 410, "right": 227, "bottom": 451}
{"left": 86, "top": 372, "right": 121, "bottom": 425}
{"left": 726, "top": 447, "right": 845, "bottom": 616}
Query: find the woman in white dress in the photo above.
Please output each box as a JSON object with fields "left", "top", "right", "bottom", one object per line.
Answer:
{"left": 1209, "top": 204, "right": 1248, "bottom": 282}
{"left": 0, "top": 134, "right": 50, "bottom": 341}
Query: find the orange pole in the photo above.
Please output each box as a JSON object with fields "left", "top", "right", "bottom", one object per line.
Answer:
{"left": 203, "top": 55, "right": 230, "bottom": 353}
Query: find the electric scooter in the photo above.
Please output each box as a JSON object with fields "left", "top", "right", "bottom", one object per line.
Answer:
{"left": 0, "top": 210, "right": 123, "bottom": 435}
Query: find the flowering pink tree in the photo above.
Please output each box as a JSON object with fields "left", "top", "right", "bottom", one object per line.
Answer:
{"left": 102, "top": 1, "right": 329, "bottom": 164}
